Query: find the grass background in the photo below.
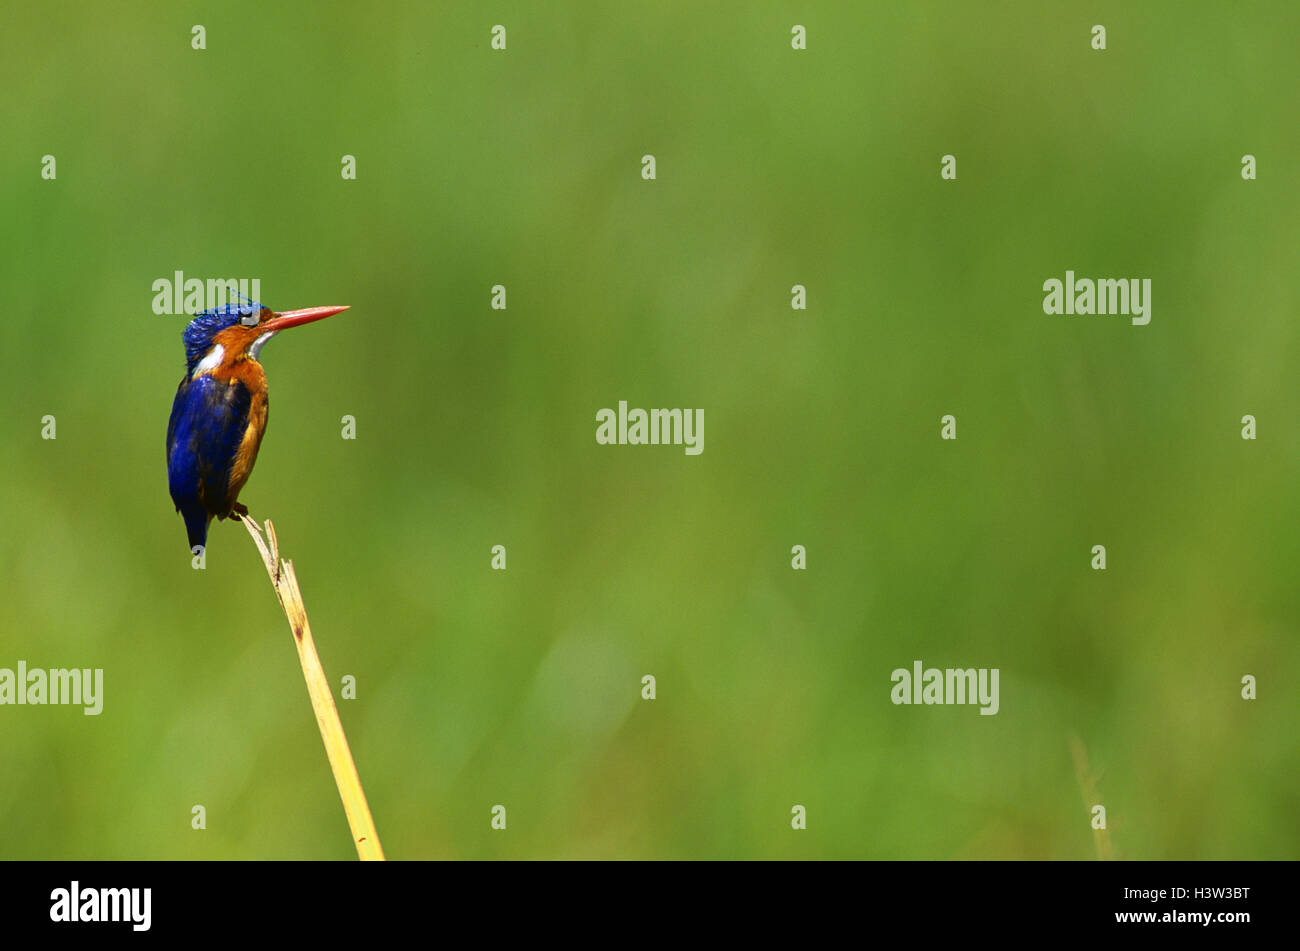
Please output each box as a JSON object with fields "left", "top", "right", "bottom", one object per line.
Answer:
{"left": 1, "top": 1, "right": 1296, "bottom": 859}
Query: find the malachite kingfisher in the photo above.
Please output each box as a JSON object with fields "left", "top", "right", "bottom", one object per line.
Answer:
{"left": 166, "top": 299, "right": 349, "bottom": 551}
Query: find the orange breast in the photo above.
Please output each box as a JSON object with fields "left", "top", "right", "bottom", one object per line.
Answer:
{"left": 212, "top": 345, "right": 269, "bottom": 505}
{"left": 228, "top": 386, "right": 268, "bottom": 500}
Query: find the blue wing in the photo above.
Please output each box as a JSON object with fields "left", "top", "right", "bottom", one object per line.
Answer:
{"left": 166, "top": 375, "right": 253, "bottom": 549}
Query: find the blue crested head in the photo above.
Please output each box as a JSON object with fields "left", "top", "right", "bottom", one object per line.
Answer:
{"left": 182, "top": 298, "right": 267, "bottom": 371}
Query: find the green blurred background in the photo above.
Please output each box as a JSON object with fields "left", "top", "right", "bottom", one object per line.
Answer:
{"left": 2, "top": 1, "right": 1296, "bottom": 859}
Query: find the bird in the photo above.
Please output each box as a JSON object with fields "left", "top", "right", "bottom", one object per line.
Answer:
{"left": 166, "top": 299, "right": 349, "bottom": 551}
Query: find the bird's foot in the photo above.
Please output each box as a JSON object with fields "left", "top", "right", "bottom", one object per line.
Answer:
{"left": 229, "top": 502, "right": 249, "bottom": 521}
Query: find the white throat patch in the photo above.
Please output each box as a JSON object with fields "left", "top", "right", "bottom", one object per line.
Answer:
{"left": 194, "top": 344, "right": 225, "bottom": 376}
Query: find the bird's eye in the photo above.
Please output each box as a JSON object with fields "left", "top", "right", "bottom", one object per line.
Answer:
{"left": 240, "top": 313, "right": 259, "bottom": 327}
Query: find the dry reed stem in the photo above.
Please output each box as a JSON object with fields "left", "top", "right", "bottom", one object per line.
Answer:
{"left": 238, "top": 513, "right": 385, "bottom": 861}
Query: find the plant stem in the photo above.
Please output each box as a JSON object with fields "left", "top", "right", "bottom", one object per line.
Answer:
{"left": 238, "top": 514, "right": 385, "bottom": 861}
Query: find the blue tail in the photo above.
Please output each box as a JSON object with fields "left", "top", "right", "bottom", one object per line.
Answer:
{"left": 180, "top": 502, "right": 210, "bottom": 552}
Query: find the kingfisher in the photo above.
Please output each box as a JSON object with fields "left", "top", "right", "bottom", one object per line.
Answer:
{"left": 166, "top": 299, "right": 349, "bottom": 551}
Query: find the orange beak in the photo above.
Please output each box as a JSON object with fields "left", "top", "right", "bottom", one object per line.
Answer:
{"left": 261, "top": 305, "right": 350, "bottom": 333}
